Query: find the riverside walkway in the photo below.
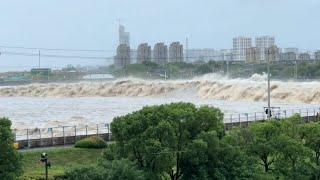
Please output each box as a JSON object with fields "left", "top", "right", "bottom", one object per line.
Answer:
{"left": 13, "top": 107, "right": 320, "bottom": 149}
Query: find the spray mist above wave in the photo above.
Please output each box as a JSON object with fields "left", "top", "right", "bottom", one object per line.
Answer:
{"left": 0, "top": 73, "right": 320, "bottom": 103}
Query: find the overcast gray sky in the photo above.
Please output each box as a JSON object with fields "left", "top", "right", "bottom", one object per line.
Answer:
{"left": 0, "top": 0, "right": 319, "bottom": 71}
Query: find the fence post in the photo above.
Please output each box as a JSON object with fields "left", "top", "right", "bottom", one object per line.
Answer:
{"left": 74, "top": 126, "right": 77, "bottom": 143}
{"left": 314, "top": 109, "right": 316, "bottom": 121}
{"left": 107, "top": 123, "right": 110, "bottom": 141}
{"left": 63, "top": 126, "right": 65, "bottom": 145}
{"left": 51, "top": 128, "right": 54, "bottom": 146}
{"left": 284, "top": 110, "right": 287, "bottom": 119}
{"left": 96, "top": 124, "right": 99, "bottom": 137}
{"left": 254, "top": 112, "right": 257, "bottom": 122}
{"left": 246, "top": 113, "right": 249, "bottom": 127}
{"left": 239, "top": 114, "right": 241, "bottom": 128}
{"left": 230, "top": 114, "right": 233, "bottom": 123}
{"left": 27, "top": 129, "right": 30, "bottom": 148}
{"left": 85, "top": 125, "right": 88, "bottom": 137}
{"left": 307, "top": 109, "right": 309, "bottom": 122}
{"left": 39, "top": 128, "right": 42, "bottom": 146}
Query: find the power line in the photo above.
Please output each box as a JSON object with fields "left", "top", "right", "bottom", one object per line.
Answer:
{"left": 1, "top": 49, "right": 314, "bottom": 63}
{"left": 0, "top": 45, "right": 113, "bottom": 52}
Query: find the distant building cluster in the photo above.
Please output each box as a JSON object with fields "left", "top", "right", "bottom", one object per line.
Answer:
{"left": 114, "top": 25, "right": 320, "bottom": 67}
{"left": 114, "top": 25, "right": 185, "bottom": 68}
{"left": 137, "top": 43, "right": 151, "bottom": 64}
{"left": 114, "top": 44, "right": 130, "bottom": 69}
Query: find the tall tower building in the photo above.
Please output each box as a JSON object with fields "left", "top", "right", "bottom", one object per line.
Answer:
{"left": 153, "top": 43, "right": 168, "bottom": 65}
{"left": 114, "top": 44, "right": 130, "bottom": 68}
{"left": 233, "top": 37, "right": 252, "bottom": 61}
{"left": 137, "top": 43, "right": 151, "bottom": 64}
{"left": 169, "top": 42, "right": 184, "bottom": 63}
{"left": 119, "top": 24, "right": 130, "bottom": 46}
{"left": 255, "top": 36, "right": 275, "bottom": 62}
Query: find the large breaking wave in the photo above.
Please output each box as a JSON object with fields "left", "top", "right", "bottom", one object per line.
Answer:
{"left": 1, "top": 73, "right": 320, "bottom": 103}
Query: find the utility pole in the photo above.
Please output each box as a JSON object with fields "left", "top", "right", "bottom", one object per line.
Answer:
{"left": 294, "top": 60, "right": 298, "bottom": 79}
{"left": 185, "top": 37, "right": 188, "bottom": 62}
{"left": 226, "top": 60, "right": 229, "bottom": 77}
{"left": 38, "top": 50, "right": 41, "bottom": 68}
{"left": 267, "top": 48, "right": 271, "bottom": 119}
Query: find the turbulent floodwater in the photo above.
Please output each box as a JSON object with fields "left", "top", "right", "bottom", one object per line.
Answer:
{"left": 0, "top": 73, "right": 320, "bottom": 130}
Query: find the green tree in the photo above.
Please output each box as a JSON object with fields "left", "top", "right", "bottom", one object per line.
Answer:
{"left": 62, "top": 159, "right": 145, "bottom": 180}
{"left": 304, "top": 122, "right": 320, "bottom": 165}
{"left": 110, "top": 102, "right": 224, "bottom": 180}
{"left": 181, "top": 130, "right": 260, "bottom": 180}
{"left": 248, "top": 120, "right": 280, "bottom": 173}
{"left": 303, "top": 122, "right": 320, "bottom": 179}
{"left": 0, "top": 118, "right": 22, "bottom": 180}
{"left": 273, "top": 134, "right": 314, "bottom": 179}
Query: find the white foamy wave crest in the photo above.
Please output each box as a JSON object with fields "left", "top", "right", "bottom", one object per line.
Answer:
{"left": 1, "top": 74, "right": 320, "bottom": 103}
{"left": 250, "top": 73, "right": 267, "bottom": 82}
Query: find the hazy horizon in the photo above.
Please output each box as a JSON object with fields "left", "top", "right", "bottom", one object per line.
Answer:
{"left": 0, "top": 0, "right": 319, "bottom": 71}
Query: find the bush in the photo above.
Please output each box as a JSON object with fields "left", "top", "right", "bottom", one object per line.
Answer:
{"left": 75, "top": 136, "right": 107, "bottom": 149}
{"left": 58, "top": 159, "right": 145, "bottom": 180}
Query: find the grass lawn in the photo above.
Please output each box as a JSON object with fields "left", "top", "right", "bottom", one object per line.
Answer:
{"left": 20, "top": 147, "right": 105, "bottom": 180}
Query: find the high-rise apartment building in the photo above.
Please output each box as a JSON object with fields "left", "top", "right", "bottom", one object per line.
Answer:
{"left": 280, "top": 52, "right": 297, "bottom": 61}
{"left": 298, "top": 53, "right": 311, "bottom": 61}
{"left": 153, "top": 43, "right": 168, "bottom": 65}
{"left": 245, "top": 47, "right": 261, "bottom": 63}
{"left": 137, "top": 43, "right": 151, "bottom": 64}
{"left": 233, "top": 37, "right": 252, "bottom": 61}
{"left": 169, "top": 42, "right": 183, "bottom": 63}
{"left": 119, "top": 24, "right": 130, "bottom": 46}
{"left": 255, "top": 36, "right": 275, "bottom": 62}
{"left": 265, "top": 45, "right": 280, "bottom": 62}
{"left": 114, "top": 44, "right": 130, "bottom": 68}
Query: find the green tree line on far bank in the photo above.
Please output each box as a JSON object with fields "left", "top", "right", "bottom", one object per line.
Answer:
{"left": 106, "top": 60, "right": 320, "bottom": 80}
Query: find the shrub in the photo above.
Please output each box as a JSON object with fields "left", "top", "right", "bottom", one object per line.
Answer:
{"left": 59, "top": 159, "right": 145, "bottom": 180}
{"left": 75, "top": 136, "right": 107, "bottom": 149}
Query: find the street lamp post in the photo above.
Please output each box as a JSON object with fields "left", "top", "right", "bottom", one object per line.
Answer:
{"left": 267, "top": 49, "right": 271, "bottom": 119}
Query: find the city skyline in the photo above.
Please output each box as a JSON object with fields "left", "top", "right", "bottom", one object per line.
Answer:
{"left": 0, "top": 0, "right": 320, "bottom": 71}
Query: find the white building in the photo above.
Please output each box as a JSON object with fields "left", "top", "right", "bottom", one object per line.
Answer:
{"left": 119, "top": 24, "right": 130, "bottom": 46}
{"left": 187, "top": 49, "right": 219, "bottom": 62}
{"left": 255, "top": 36, "right": 275, "bottom": 62}
{"left": 233, "top": 37, "right": 252, "bottom": 61}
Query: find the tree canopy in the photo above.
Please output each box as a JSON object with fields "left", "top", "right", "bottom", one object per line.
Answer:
{"left": 0, "top": 118, "right": 22, "bottom": 180}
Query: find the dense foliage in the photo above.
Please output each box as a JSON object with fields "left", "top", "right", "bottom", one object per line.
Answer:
{"left": 74, "top": 136, "right": 107, "bottom": 149}
{"left": 0, "top": 118, "right": 22, "bottom": 180}
{"left": 61, "top": 103, "right": 320, "bottom": 179}
{"left": 58, "top": 159, "right": 145, "bottom": 180}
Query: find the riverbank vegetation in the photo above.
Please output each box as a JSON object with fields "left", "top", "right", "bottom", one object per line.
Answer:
{"left": 107, "top": 60, "right": 320, "bottom": 80}
{"left": 61, "top": 103, "right": 320, "bottom": 180}
{"left": 2, "top": 102, "right": 320, "bottom": 179}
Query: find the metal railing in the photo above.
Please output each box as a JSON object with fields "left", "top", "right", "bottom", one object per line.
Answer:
{"left": 224, "top": 107, "right": 320, "bottom": 124}
{"left": 12, "top": 107, "right": 320, "bottom": 142}
{"left": 13, "top": 123, "right": 111, "bottom": 141}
